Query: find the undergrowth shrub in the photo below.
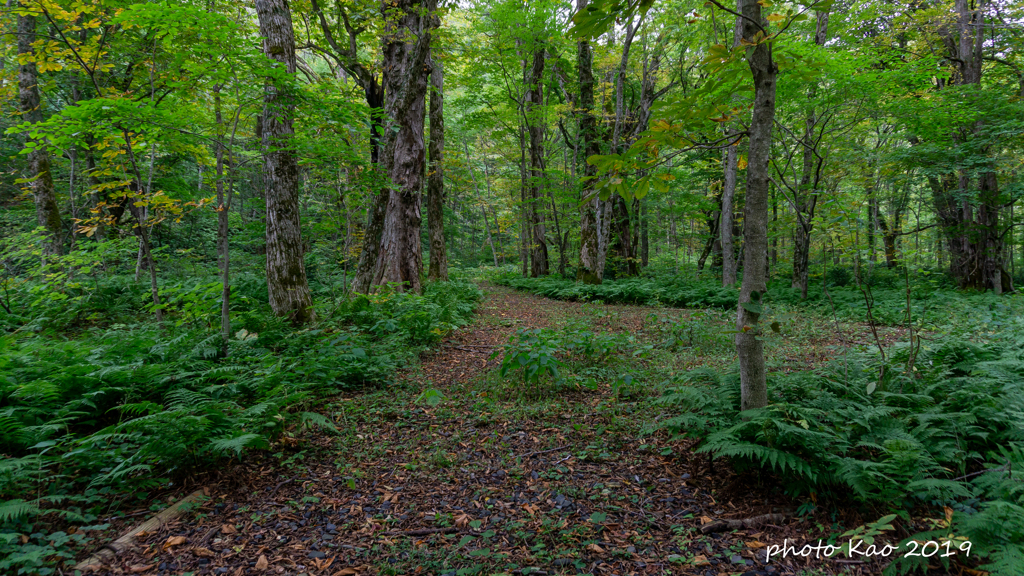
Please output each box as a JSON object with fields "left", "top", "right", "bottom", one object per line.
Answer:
{"left": 0, "top": 278, "right": 481, "bottom": 573}
{"left": 656, "top": 333, "right": 1024, "bottom": 574}
{"left": 496, "top": 326, "right": 629, "bottom": 399}
{"left": 492, "top": 271, "right": 1023, "bottom": 328}
{"left": 491, "top": 273, "right": 737, "bottom": 309}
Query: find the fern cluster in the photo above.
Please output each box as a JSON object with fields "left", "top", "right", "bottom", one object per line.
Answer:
{"left": 492, "top": 273, "right": 739, "bottom": 310}
{"left": 657, "top": 334, "right": 1024, "bottom": 574}
{"left": 490, "top": 270, "right": 1019, "bottom": 328}
{"left": 0, "top": 279, "right": 481, "bottom": 574}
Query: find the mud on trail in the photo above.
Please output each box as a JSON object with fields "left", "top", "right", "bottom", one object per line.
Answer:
{"left": 99, "top": 285, "right": 882, "bottom": 576}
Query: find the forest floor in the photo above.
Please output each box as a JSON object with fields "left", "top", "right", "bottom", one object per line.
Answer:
{"left": 98, "top": 284, "right": 905, "bottom": 576}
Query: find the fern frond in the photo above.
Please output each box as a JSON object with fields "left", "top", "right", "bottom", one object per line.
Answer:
{"left": 0, "top": 499, "right": 40, "bottom": 521}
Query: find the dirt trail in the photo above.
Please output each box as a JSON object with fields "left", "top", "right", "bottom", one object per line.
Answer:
{"left": 103, "top": 285, "right": 873, "bottom": 576}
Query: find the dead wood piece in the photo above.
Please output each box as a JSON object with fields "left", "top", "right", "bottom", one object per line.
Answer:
{"left": 381, "top": 527, "right": 458, "bottom": 537}
{"left": 699, "top": 513, "right": 786, "bottom": 534}
{"left": 514, "top": 445, "right": 571, "bottom": 459}
{"left": 75, "top": 489, "right": 207, "bottom": 572}
{"left": 268, "top": 477, "right": 294, "bottom": 498}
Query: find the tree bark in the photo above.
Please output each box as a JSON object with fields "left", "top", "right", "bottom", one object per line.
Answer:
{"left": 735, "top": 0, "right": 777, "bottom": 412}
{"left": 427, "top": 48, "right": 448, "bottom": 281}
{"left": 790, "top": 10, "right": 828, "bottom": 299}
{"left": 214, "top": 89, "right": 232, "bottom": 354}
{"left": 577, "top": 1, "right": 602, "bottom": 284}
{"left": 255, "top": 0, "right": 315, "bottom": 324}
{"left": 18, "top": 10, "right": 62, "bottom": 258}
{"left": 720, "top": 16, "right": 742, "bottom": 286}
{"left": 526, "top": 45, "right": 548, "bottom": 277}
{"left": 928, "top": 0, "right": 1007, "bottom": 292}
{"left": 359, "top": 0, "right": 435, "bottom": 293}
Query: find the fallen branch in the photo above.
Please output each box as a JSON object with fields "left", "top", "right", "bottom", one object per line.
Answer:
{"left": 700, "top": 513, "right": 786, "bottom": 534}
{"left": 76, "top": 489, "right": 207, "bottom": 572}
{"left": 268, "top": 477, "right": 294, "bottom": 498}
{"left": 514, "top": 445, "right": 570, "bottom": 459}
{"left": 381, "top": 527, "right": 458, "bottom": 537}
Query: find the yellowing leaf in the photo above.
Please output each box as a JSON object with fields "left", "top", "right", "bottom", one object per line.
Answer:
{"left": 767, "top": 13, "right": 785, "bottom": 23}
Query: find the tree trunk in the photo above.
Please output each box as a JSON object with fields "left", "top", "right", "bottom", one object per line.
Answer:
{"left": 790, "top": 10, "right": 828, "bottom": 298}
{"left": 18, "top": 10, "right": 62, "bottom": 258}
{"left": 927, "top": 0, "right": 1006, "bottom": 292}
{"left": 526, "top": 46, "right": 549, "bottom": 277}
{"left": 255, "top": 0, "right": 314, "bottom": 323}
{"left": 720, "top": 16, "right": 742, "bottom": 286}
{"left": 360, "top": 0, "right": 435, "bottom": 293}
{"left": 640, "top": 199, "right": 649, "bottom": 267}
{"left": 607, "top": 194, "right": 635, "bottom": 278}
{"left": 576, "top": 2, "right": 601, "bottom": 284}
{"left": 214, "top": 89, "right": 232, "bottom": 355}
{"left": 427, "top": 48, "right": 448, "bottom": 281}
{"left": 735, "top": 0, "right": 777, "bottom": 412}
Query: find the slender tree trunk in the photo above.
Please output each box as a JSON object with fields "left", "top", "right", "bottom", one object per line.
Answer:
{"left": 720, "top": 16, "right": 742, "bottom": 286}
{"left": 640, "top": 200, "right": 649, "bottom": 267}
{"left": 214, "top": 89, "right": 231, "bottom": 354}
{"left": 526, "top": 46, "right": 548, "bottom": 277}
{"left": 255, "top": 0, "right": 314, "bottom": 323}
{"left": 790, "top": 11, "right": 828, "bottom": 298}
{"left": 465, "top": 142, "right": 497, "bottom": 267}
{"left": 518, "top": 122, "right": 529, "bottom": 276}
{"left": 577, "top": 2, "right": 601, "bottom": 283}
{"left": 735, "top": 0, "right": 777, "bottom": 412}
{"left": 18, "top": 10, "right": 62, "bottom": 258}
{"left": 427, "top": 48, "right": 448, "bottom": 281}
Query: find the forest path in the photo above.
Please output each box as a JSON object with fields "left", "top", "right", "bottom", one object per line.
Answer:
{"left": 109, "top": 285, "right": 865, "bottom": 576}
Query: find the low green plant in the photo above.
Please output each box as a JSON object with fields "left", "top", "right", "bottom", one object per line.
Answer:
{"left": 656, "top": 332, "right": 1024, "bottom": 574}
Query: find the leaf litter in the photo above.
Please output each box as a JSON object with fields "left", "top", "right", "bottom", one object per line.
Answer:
{"left": 96, "top": 286, "right": 896, "bottom": 576}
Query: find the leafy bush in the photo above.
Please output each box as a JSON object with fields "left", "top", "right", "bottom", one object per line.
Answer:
{"left": 496, "top": 326, "right": 627, "bottom": 398}
{"left": 0, "top": 279, "right": 481, "bottom": 572}
{"left": 656, "top": 334, "right": 1024, "bottom": 574}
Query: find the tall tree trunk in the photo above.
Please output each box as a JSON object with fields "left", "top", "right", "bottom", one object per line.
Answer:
{"left": 214, "top": 89, "right": 232, "bottom": 354}
{"left": 17, "top": 10, "right": 62, "bottom": 258}
{"left": 255, "top": 0, "right": 314, "bottom": 323}
{"left": 526, "top": 46, "right": 548, "bottom": 277}
{"left": 577, "top": 1, "right": 602, "bottom": 284}
{"left": 735, "top": 0, "right": 777, "bottom": 412}
{"left": 928, "top": 0, "right": 1007, "bottom": 292}
{"left": 465, "top": 142, "right": 497, "bottom": 267}
{"left": 427, "top": 48, "right": 448, "bottom": 281}
{"left": 790, "top": 10, "right": 828, "bottom": 299}
{"left": 361, "top": 0, "right": 435, "bottom": 293}
{"left": 640, "top": 199, "right": 649, "bottom": 267}
{"left": 518, "top": 122, "right": 529, "bottom": 276}
{"left": 720, "top": 16, "right": 742, "bottom": 286}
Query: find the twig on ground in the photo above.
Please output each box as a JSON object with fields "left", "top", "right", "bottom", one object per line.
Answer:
{"left": 268, "top": 477, "right": 293, "bottom": 498}
{"left": 700, "top": 513, "right": 787, "bottom": 534}
{"left": 514, "top": 445, "right": 570, "bottom": 459}
{"left": 381, "top": 527, "right": 458, "bottom": 537}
